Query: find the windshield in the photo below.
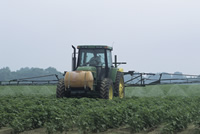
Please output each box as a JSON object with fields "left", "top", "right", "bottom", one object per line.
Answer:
{"left": 78, "top": 49, "right": 105, "bottom": 67}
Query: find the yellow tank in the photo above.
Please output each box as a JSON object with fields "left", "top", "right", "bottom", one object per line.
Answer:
{"left": 64, "top": 71, "right": 94, "bottom": 90}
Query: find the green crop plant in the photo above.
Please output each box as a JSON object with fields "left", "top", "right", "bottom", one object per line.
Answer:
{"left": 0, "top": 96, "right": 200, "bottom": 134}
{"left": 1, "top": 84, "right": 200, "bottom": 133}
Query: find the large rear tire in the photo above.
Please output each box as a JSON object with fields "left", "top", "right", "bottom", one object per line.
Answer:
{"left": 56, "top": 79, "right": 70, "bottom": 98}
{"left": 114, "top": 72, "right": 125, "bottom": 98}
{"left": 100, "top": 78, "right": 114, "bottom": 100}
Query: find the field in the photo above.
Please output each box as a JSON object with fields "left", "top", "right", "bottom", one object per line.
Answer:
{"left": 1, "top": 85, "right": 200, "bottom": 134}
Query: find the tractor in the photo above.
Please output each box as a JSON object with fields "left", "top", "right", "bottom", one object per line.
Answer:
{"left": 56, "top": 45, "right": 126, "bottom": 99}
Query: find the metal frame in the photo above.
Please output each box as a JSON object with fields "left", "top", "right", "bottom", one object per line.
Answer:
{"left": 0, "top": 74, "right": 59, "bottom": 86}
{"left": 1, "top": 72, "right": 200, "bottom": 86}
{"left": 124, "top": 71, "right": 200, "bottom": 87}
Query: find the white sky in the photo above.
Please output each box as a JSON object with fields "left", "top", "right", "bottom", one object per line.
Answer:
{"left": 0, "top": 0, "right": 200, "bottom": 74}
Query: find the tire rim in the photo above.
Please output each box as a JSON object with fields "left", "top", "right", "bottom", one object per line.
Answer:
{"left": 119, "top": 78, "right": 124, "bottom": 98}
{"left": 109, "top": 85, "right": 113, "bottom": 100}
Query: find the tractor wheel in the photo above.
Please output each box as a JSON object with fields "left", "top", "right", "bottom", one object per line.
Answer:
{"left": 56, "top": 79, "right": 70, "bottom": 98}
{"left": 100, "top": 78, "right": 114, "bottom": 100}
{"left": 114, "top": 72, "right": 125, "bottom": 98}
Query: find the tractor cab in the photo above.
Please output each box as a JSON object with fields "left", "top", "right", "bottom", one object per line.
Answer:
{"left": 71, "top": 45, "right": 114, "bottom": 82}
{"left": 72, "top": 45, "right": 113, "bottom": 69}
{"left": 77, "top": 47, "right": 112, "bottom": 68}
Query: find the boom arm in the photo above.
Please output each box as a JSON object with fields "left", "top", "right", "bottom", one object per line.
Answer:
{"left": 124, "top": 71, "right": 200, "bottom": 87}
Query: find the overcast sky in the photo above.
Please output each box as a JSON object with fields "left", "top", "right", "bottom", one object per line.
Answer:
{"left": 0, "top": 0, "right": 200, "bottom": 74}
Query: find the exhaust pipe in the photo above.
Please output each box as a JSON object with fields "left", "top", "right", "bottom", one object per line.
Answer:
{"left": 72, "top": 45, "right": 76, "bottom": 71}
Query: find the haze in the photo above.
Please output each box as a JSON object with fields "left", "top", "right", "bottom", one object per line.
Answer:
{"left": 0, "top": 0, "right": 200, "bottom": 74}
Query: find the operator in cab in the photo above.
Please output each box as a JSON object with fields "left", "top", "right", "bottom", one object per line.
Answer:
{"left": 89, "top": 53, "right": 102, "bottom": 66}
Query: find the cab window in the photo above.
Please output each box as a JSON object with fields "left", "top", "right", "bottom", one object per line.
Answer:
{"left": 107, "top": 50, "right": 112, "bottom": 68}
{"left": 78, "top": 49, "right": 105, "bottom": 67}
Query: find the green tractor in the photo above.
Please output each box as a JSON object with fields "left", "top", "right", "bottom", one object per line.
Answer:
{"left": 56, "top": 45, "right": 126, "bottom": 99}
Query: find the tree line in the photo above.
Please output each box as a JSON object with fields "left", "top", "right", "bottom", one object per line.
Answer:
{"left": 0, "top": 67, "right": 63, "bottom": 81}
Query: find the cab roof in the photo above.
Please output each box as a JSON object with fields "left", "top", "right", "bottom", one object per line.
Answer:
{"left": 77, "top": 45, "right": 113, "bottom": 50}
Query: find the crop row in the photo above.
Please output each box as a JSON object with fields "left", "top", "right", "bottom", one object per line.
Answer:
{"left": 1, "top": 96, "right": 200, "bottom": 133}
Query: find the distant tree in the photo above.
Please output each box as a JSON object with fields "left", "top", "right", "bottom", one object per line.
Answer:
{"left": 45, "top": 67, "right": 58, "bottom": 74}
{"left": 0, "top": 67, "right": 12, "bottom": 81}
{"left": 161, "top": 72, "right": 172, "bottom": 79}
{"left": 173, "top": 72, "right": 185, "bottom": 79}
{"left": 0, "top": 67, "right": 63, "bottom": 81}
